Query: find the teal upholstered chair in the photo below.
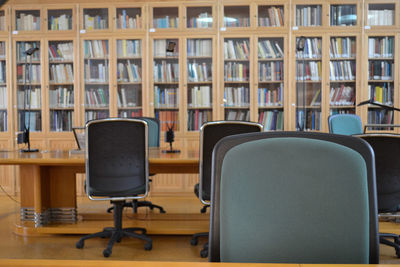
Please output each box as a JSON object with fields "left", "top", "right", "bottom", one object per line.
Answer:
{"left": 107, "top": 117, "right": 165, "bottom": 214}
{"left": 208, "top": 131, "right": 379, "bottom": 263}
{"left": 328, "top": 114, "right": 363, "bottom": 135}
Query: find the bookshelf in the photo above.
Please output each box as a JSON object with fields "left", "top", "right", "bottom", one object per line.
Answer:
{"left": 116, "top": 38, "right": 144, "bottom": 118}
{"left": 0, "top": 0, "right": 396, "bottom": 196}
{"left": 257, "top": 36, "right": 285, "bottom": 130}
{"left": 82, "top": 38, "right": 110, "bottom": 122}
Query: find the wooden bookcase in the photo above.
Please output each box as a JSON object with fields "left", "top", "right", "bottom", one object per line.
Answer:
{"left": 0, "top": 0, "right": 398, "bottom": 196}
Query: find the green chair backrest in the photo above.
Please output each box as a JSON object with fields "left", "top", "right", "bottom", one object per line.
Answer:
{"left": 136, "top": 117, "right": 160, "bottom": 147}
{"left": 328, "top": 114, "right": 363, "bottom": 135}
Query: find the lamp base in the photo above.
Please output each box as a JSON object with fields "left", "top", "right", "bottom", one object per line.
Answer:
{"left": 21, "top": 148, "right": 39, "bottom": 153}
{"left": 162, "top": 149, "right": 181, "bottom": 154}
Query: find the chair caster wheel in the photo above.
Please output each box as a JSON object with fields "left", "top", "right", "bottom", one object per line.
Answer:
{"left": 103, "top": 249, "right": 111, "bottom": 257}
{"left": 160, "top": 210, "right": 166, "bottom": 214}
{"left": 144, "top": 242, "right": 152, "bottom": 250}
{"left": 200, "top": 249, "right": 208, "bottom": 258}
{"left": 76, "top": 240, "right": 84, "bottom": 249}
{"left": 117, "top": 238, "right": 121, "bottom": 243}
{"left": 190, "top": 238, "right": 198, "bottom": 246}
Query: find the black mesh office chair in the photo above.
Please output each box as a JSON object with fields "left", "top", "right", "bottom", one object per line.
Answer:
{"left": 190, "top": 121, "right": 263, "bottom": 258}
{"left": 76, "top": 118, "right": 152, "bottom": 257}
{"left": 107, "top": 117, "right": 165, "bottom": 214}
{"left": 358, "top": 134, "right": 400, "bottom": 257}
{"left": 209, "top": 131, "right": 379, "bottom": 263}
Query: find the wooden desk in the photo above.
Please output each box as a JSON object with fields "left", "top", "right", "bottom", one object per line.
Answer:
{"left": 0, "top": 148, "right": 200, "bottom": 236}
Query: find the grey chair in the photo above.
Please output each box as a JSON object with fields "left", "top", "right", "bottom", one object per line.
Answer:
{"left": 209, "top": 131, "right": 379, "bottom": 263}
{"left": 358, "top": 134, "right": 400, "bottom": 258}
{"left": 107, "top": 117, "right": 165, "bottom": 214}
{"left": 328, "top": 113, "right": 363, "bottom": 135}
{"left": 191, "top": 121, "right": 263, "bottom": 258}
{"left": 76, "top": 118, "right": 152, "bottom": 257}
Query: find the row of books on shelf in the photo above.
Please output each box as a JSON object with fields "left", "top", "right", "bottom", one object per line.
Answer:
{"left": 368, "top": 61, "right": 393, "bottom": 80}
{"left": 329, "top": 61, "right": 355, "bottom": 81}
{"left": 258, "top": 62, "right": 283, "bottom": 82}
{"left": 189, "top": 86, "right": 211, "bottom": 108}
{"left": 85, "top": 62, "right": 109, "bottom": 83}
{"left": 368, "top": 37, "right": 394, "bottom": 58}
{"left": 188, "top": 62, "right": 212, "bottom": 82}
{"left": 85, "top": 88, "right": 109, "bottom": 107}
{"left": 296, "top": 61, "right": 321, "bottom": 81}
{"left": 0, "top": 87, "right": 6, "bottom": 108}
{"left": 154, "top": 86, "right": 178, "bottom": 108}
{"left": 224, "top": 17, "right": 250, "bottom": 27}
{"left": 368, "top": 83, "right": 393, "bottom": 105}
{"left": 153, "top": 61, "right": 179, "bottom": 83}
{"left": 117, "top": 40, "right": 141, "bottom": 58}
{"left": 258, "top": 40, "right": 283, "bottom": 59}
{"left": 0, "top": 111, "right": 6, "bottom": 131}
{"left": 16, "top": 13, "right": 40, "bottom": 31}
{"left": 153, "top": 16, "right": 178, "bottom": 29}
{"left": 16, "top": 42, "right": 40, "bottom": 62}
{"left": 187, "top": 13, "right": 212, "bottom": 29}
{"left": 49, "top": 87, "right": 74, "bottom": 108}
{"left": 330, "top": 37, "right": 356, "bottom": 58}
{"left": 18, "top": 111, "right": 41, "bottom": 132}
{"left": 187, "top": 110, "right": 211, "bottom": 131}
{"left": 295, "top": 5, "right": 322, "bottom": 26}
{"left": 330, "top": 5, "right": 356, "bottom": 26}
{"left": 17, "top": 64, "right": 41, "bottom": 83}
{"left": 0, "top": 61, "right": 5, "bottom": 83}
{"left": 258, "top": 110, "right": 283, "bottom": 131}
{"left": 48, "top": 43, "right": 74, "bottom": 61}
{"left": 0, "top": 42, "right": 5, "bottom": 58}
{"left": 224, "top": 40, "right": 250, "bottom": 60}
{"left": 117, "top": 87, "right": 140, "bottom": 108}
{"left": 49, "top": 15, "right": 72, "bottom": 31}
{"left": 117, "top": 61, "right": 142, "bottom": 82}
{"left": 17, "top": 88, "right": 41, "bottom": 108}
{"left": 297, "top": 110, "right": 321, "bottom": 131}
{"left": 367, "top": 9, "right": 394, "bottom": 26}
{"left": 258, "top": 6, "right": 284, "bottom": 27}
{"left": 187, "top": 39, "right": 212, "bottom": 57}
{"left": 330, "top": 110, "right": 354, "bottom": 116}
{"left": 0, "top": 16, "right": 5, "bottom": 32}
{"left": 154, "top": 40, "right": 179, "bottom": 57}
{"left": 155, "top": 110, "right": 179, "bottom": 131}
{"left": 49, "top": 64, "right": 74, "bottom": 84}
{"left": 84, "top": 40, "right": 109, "bottom": 59}
{"left": 116, "top": 10, "right": 141, "bottom": 29}
{"left": 85, "top": 110, "right": 109, "bottom": 122}
{"left": 50, "top": 110, "right": 73, "bottom": 132}
{"left": 296, "top": 38, "right": 321, "bottom": 59}
{"left": 367, "top": 110, "right": 393, "bottom": 126}
{"left": 226, "top": 110, "right": 250, "bottom": 121}
{"left": 329, "top": 85, "right": 355, "bottom": 106}
{"left": 119, "top": 110, "right": 142, "bottom": 118}
{"left": 224, "top": 62, "right": 249, "bottom": 82}
{"left": 258, "top": 86, "right": 283, "bottom": 107}
{"left": 84, "top": 14, "right": 108, "bottom": 30}
{"left": 224, "top": 86, "right": 249, "bottom": 107}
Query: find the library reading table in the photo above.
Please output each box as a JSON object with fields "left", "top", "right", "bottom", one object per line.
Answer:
{"left": 0, "top": 147, "right": 201, "bottom": 236}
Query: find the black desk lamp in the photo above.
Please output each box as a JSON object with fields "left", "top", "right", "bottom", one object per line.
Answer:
{"left": 18, "top": 47, "right": 39, "bottom": 153}
{"left": 162, "top": 123, "right": 180, "bottom": 153}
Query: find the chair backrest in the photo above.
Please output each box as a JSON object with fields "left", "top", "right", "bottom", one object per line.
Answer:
{"left": 135, "top": 117, "right": 160, "bottom": 147}
{"left": 209, "top": 131, "right": 379, "bottom": 264}
{"left": 328, "top": 114, "right": 363, "bottom": 135}
{"left": 358, "top": 134, "right": 400, "bottom": 212}
{"left": 85, "top": 118, "right": 149, "bottom": 200}
{"left": 199, "top": 121, "right": 263, "bottom": 204}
